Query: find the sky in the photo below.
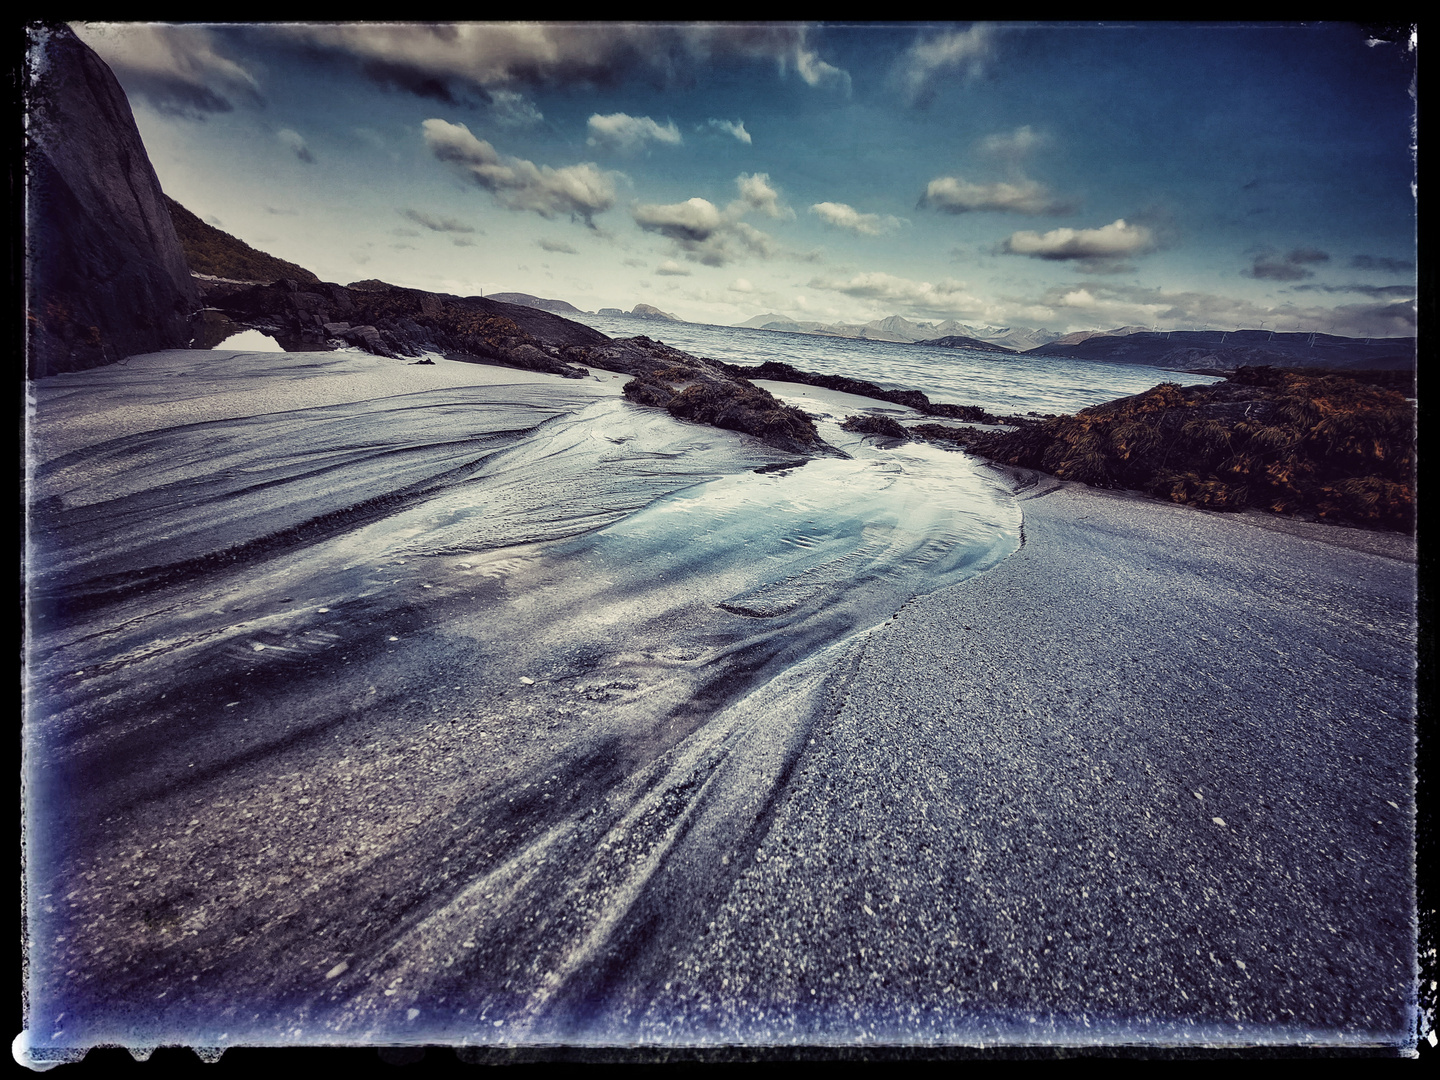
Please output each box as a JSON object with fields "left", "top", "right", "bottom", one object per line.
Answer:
{"left": 66, "top": 21, "right": 1418, "bottom": 337}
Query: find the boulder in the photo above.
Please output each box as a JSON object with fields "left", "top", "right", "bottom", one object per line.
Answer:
{"left": 25, "top": 24, "right": 199, "bottom": 376}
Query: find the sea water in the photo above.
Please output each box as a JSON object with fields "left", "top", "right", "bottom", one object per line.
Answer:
{"left": 570, "top": 312, "right": 1222, "bottom": 417}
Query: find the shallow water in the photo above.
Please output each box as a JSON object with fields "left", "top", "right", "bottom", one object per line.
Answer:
{"left": 570, "top": 314, "right": 1224, "bottom": 417}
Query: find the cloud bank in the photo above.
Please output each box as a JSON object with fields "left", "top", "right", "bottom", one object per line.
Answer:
{"left": 72, "top": 23, "right": 262, "bottom": 116}
{"left": 422, "top": 118, "right": 617, "bottom": 225}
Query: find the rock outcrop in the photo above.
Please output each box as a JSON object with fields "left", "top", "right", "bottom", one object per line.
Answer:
{"left": 932, "top": 367, "right": 1416, "bottom": 531}
{"left": 207, "top": 283, "right": 827, "bottom": 453}
{"left": 911, "top": 335, "right": 1016, "bottom": 353}
{"left": 205, "top": 278, "right": 607, "bottom": 378}
{"left": 24, "top": 24, "right": 199, "bottom": 377}
{"left": 485, "top": 292, "right": 586, "bottom": 315}
{"left": 719, "top": 360, "right": 1004, "bottom": 423}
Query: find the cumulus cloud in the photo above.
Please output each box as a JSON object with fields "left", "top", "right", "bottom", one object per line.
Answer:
{"left": 400, "top": 208, "right": 476, "bottom": 233}
{"left": 587, "top": 112, "right": 682, "bottom": 152}
{"left": 810, "top": 201, "right": 903, "bottom": 236}
{"left": 71, "top": 22, "right": 261, "bottom": 117}
{"left": 274, "top": 23, "right": 849, "bottom": 98}
{"left": 422, "top": 118, "right": 618, "bottom": 225}
{"left": 895, "top": 24, "right": 996, "bottom": 106}
{"left": 632, "top": 198, "right": 774, "bottom": 266}
{"left": 1246, "top": 247, "right": 1331, "bottom": 281}
{"left": 707, "top": 118, "right": 752, "bottom": 144}
{"left": 538, "top": 238, "right": 578, "bottom": 254}
{"left": 655, "top": 260, "right": 691, "bottom": 276}
{"left": 631, "top": 174, "right": 791, "bottom": 266}
{"left": 734, "top": 173, "right": 791, "bottom": 219}
{"left": 277, "top": 128, "right": 314, "bottom": 163}
{"left": 922, "top": 176, "right": 1072, "bottom": 216}
{"left": 730, "top": 278, "right": 755, "bottom": 292}
{"left": 1001, "top": 219, "right": 1156, "bottom": 268}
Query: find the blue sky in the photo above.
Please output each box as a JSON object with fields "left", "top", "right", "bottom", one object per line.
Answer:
{"left": 69, "top": 21, "right": 1417, "bottom": 336}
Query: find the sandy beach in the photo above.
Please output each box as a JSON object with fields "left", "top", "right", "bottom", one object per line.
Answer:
{"left": 22, "top": 350, "right": 1418, "bottom": 1055}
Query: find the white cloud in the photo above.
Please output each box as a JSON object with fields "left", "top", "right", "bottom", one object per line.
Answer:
{"left": 707, "top": 118, "right": 752, "bottom": 144}
{"left": 633, "top": 197, "right": 727, "bottom": 244}
{"left": 1002, "top": 219, "right": 1156, "bottom": 262}
{"left": 277, "top": 128, "right": 314, "bottom": 163}
{"left": 810, "top": 202, "right": 903, "bottom": 236}
{"left": 795, "top": 46, "right": 851, "bottom": 92}
{"left": 895, "top": 24, "right": 996, "bottom": 105}
{"left": 422, "top": 118, "right": 618, "bottom": 225}
{"left": 587, "top": 112, "right": 683, "bottom": 152}
{"left": 730, "top": 278, "right": 755, "bottom": 292}
{"left": 734, "top": 173, "right": 791, "bottom": 219}
{"left": 923, "top": 176, "right": 1071, "bottom": 216}
{"left": 631, "top": 174, "right": 789, "bottom": 266}
{"left": 655, "top": 260, "right": 691, "bottom": 276}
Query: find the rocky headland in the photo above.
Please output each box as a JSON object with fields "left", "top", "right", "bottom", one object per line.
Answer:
{"left": 24, "top": 24, "right": 198, "bottom": 376}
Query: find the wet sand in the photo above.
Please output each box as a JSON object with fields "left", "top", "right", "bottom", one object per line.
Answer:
{"left": 21, "top": 352, "right": 1419, "bottom": 1058}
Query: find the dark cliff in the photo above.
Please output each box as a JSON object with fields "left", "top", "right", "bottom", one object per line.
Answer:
{"left": 24, "top": 24, "right": 199, "bottom": 377}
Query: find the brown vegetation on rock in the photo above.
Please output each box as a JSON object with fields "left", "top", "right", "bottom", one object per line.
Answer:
{"left": 951, "top": 367, "right": 1415, "bottom": 530}
{"left": 841, "top": 414, "right": 910, "bottom": 439}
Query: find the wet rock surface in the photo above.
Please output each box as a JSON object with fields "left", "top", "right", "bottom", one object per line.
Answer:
{"left": 721, "top": 360, "right": 1006, "bottom": 424}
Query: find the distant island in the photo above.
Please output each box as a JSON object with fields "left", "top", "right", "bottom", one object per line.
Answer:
{"left": 597, "top": 303, "right": 685, "bottom": 322}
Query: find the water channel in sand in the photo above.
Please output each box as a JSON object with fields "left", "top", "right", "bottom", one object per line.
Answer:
{"left": 25, "top": 347, "right": 1024, "bottom": 1044}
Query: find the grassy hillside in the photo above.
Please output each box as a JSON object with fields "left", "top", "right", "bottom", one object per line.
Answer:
{"left": 165, "top": 197, "right": 320, "bottom": 285}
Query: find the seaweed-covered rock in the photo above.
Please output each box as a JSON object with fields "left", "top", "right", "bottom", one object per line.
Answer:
{"left": 841, "top": 414, "right": 910, "bottom": 439}
{"left": 957, "top": 367, "right": 1415, "bottom": 530}
{"left": 601, "top": 340, "right": 826, "bottom": 454}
